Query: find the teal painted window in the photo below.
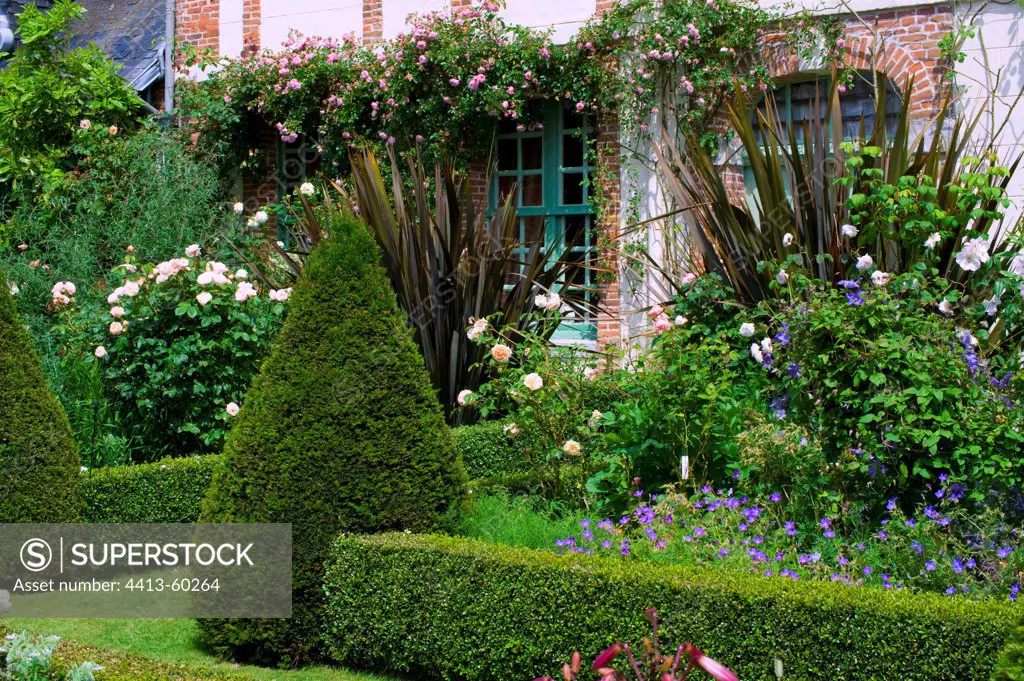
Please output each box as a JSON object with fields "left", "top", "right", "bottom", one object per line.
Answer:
{"left": 490, "top": 100, "right": 597, "bottom": 342}
{"left": 276, "top": 137, "right": 312, "bottom": 199}
{"left": 744, "top": 74, "right": 902, "bottom": 193}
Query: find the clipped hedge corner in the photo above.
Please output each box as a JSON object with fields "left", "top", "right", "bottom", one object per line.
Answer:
{"left": 324, "top": 533, "right": 1015, "bottom": 681}
{"left": 993, "top": 611, "right": 1024, "bottom": 681}
{"left": 80, "top": 455, "right": 223, "bottom": 523}
{"left": 198, "top": 216, "right": 465, "bottom": 664}
{"left": 0, "top": 270, "right": 81, "bottom": 522}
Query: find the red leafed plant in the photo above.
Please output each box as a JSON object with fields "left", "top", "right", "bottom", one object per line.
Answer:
{"left": 536, "top": 610, "right": 738, "bottom": 681}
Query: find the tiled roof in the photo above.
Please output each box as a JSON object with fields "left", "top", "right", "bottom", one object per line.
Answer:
{"left": 69, "top": 0, "right": 166, "bottom": 91}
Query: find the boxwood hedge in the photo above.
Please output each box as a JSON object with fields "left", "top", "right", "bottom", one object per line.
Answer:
{"left": 324, "top": 533, "right": 1015, "bottom": 681}
{"left": 80, "top": 455, "right": 222, "bottom": 523}
{"left": 71, "top": 419, "right": 527, "bottom": 524}
{"left": 74, "top": 421, "right": 514, "bottom": 524}
{"left": 993, "top": 612, "right": 1024, "bottom": 680}
{"left": 453, "top": 420, "right": 536, "bottom": 481}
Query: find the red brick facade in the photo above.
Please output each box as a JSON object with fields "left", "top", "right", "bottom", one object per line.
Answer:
{"left": 176, "top": 0, "right": 219, "bottom": 56}
{"left": 174, "top": 0, "right": 955, "bottom": 347}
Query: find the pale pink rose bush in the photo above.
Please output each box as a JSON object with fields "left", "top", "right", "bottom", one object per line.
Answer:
{"left": 55, "top": 245, "right": 290, "bottom": 458}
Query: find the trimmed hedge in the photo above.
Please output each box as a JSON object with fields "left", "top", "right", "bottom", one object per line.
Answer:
{"left": 80, "top": 455, "right": 222, "bottom": 523}
{"left": 453, "top": 421, "right": 536, "bottom": 481}
{"left": 198, "top": 216, "right": 465, "bottom": 664}
{"left": 72, "top": 423, "right": 531, "bottom": 523}
{"left": 0, "top": 271, "right": 81, "bottom": 522}
{"left": 993, "top": 613, "right": 1024, "bottom": 680}
{"left": 324, "top": 533, "right": 1015, "bottom": 681}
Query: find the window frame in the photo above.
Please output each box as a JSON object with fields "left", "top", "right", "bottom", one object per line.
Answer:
{"left": 489, "top": 99, "right": 598, "bottom": 343}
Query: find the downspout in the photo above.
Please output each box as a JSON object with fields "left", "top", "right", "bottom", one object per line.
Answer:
{"left": 164, "top": 0, "right": 174, "bottom": 113}
{"left": 0, "top": 1, "right": 15, "bottom": 54}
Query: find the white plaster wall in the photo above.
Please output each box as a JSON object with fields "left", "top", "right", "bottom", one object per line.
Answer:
{"left": 219, "top": 0, "right": 244, "bottom": 57}
{"left": 498, "top": 0, "right": 596, "bottom": 43}
{"left": 260, "top": 0, "right": 363, "bottom": 50}
{"left": 379, "top": 0, "right": 596, "bottom": 42}
{"left": 956, "top": 1, "right": 1024, "bottom": 222}
{"left": 382, "top": 0, "right": 449, "bottom": 38}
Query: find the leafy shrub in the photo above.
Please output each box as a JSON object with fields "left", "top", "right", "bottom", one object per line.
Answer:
{"left": 0, "top": 631, "right": 102, "bottom": 681}
{"left": 453, "top": 421, "right": 541, "bottom": 481}
{"left": 755, "top": 272, "right": 1024, "bottom": 501}
{"left": 198, "top": 215, "right": 465, "bottom": 664}
{"left": 993, "top": 614, "right": 1024, "bottom": 681}
{"left": 3, "top": 127, "right": 227, "bottom": 341}
{"left": 54, "top": 248, "right": 288, "bottom": 459}
{"left": 462, "top": 316, "right": 628, "bottom": 502}
{"left": 0, "top": 274, "right": 81, "bottom": 522}
{"left": 0, "top": 0, "right": 142, "bottom": 199}
{"left": 80, "top": 455, "right": 222, "bottom": 523}
{"left": 324, "top": 532, "right": 1014, "bottom": 681}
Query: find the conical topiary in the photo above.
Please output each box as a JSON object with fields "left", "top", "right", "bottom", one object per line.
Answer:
{"left": 0, "top": 271, "right": 82, "bottom": 522}
{"left": 198, "top": 215, "right": 465, "bottom": 664}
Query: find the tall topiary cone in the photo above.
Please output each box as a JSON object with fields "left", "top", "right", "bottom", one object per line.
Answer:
{"left": 0, "top": 270, "right": 82, "bottom": 522}
{"left": 198, "top": 215, "right": 465, "bottom": 665}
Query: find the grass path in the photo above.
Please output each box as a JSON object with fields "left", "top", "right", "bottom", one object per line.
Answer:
{"left": 0, "top": 618, "right": 390, "bottom": 681}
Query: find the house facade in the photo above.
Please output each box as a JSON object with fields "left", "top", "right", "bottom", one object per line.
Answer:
{"left": 174, "top": 0, "right": 1024, "bottom": 347}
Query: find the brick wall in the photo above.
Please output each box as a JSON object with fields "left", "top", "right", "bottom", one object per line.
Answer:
{"left": 176, "top": 0, "right": 218, "bottom": 54}
{"left": 363, "top": 0, "right": 382, "bottom": 43}
{"left": 594, "top": 111, "right": 623, "bottom": 347}
{"left": 243, "top": 0, "right": 260, "bottom": 54}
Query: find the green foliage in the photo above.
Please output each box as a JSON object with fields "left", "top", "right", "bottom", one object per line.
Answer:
{"left": 2, "top": 126, "right": 231, "bottom": 463}
{"left": 344, "top": 150, "right": 599, "bottom": 422}
{"left": 324, "top": 532, "right": 1014, "bottom": 681}
{"left": 53, "top": 249, "right": 288, "bottom": 460}
{"left": 661, "top": 76, "right": 1021, "bottom": 312}
{"left": 80, "top": 455, "right": 222, "bottom": 523}
{"left": 0, "top": 273, "right": 81, "bottom": 522}
{"left": 993, "top": 614, "right": 1024, "bottom": 681}
{"left": 761, "top": 274, "right": 1024, "bottom": 499}
{"left": 0, "top": 627, "right": 266, "bottom": 681}
{"left": 458, "top": 493, "right": 591, "bottom": 550}
{"left": 198, "top": 215, "right": 465, "bottom": 664}
{"left": 3, "top": 127, "right": 226, "bottom": 328}
{"left": 0, "top": 0, "right": 143, "bottom": 199}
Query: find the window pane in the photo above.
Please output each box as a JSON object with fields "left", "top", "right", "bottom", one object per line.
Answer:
{"left": 562, "top": 172, "right": 584, "bottom": 205}
{"left": 563, "top": 106, "right": 583, "bottom": 131}
{"left": 498, "top": 175, "right": 517, "bottom": 204}
{"left": 562, "top": 134, "right": 584, "bottom": 168}
{"left": 522, "top": 174, "right": 543, "bottom": 206}
{"left": 522, "top": 136, "right": 543, "bottom": 170}
{"left": 522, "top": 215, "right": 545, "bottom": 244}
{"left": 564, "top": 214, "right": 589, "bottom": 248}
{"left": 498, "top": 138, "right": 518, "bottom": 170}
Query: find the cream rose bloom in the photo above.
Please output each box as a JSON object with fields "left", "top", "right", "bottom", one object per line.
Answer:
{"left": 491, "top": 344, "right": 512, "bottom": 363}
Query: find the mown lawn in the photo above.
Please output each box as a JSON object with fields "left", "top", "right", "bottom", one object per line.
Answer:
{"left": 0, "top": 617, "right": 389, "bottom": 681}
